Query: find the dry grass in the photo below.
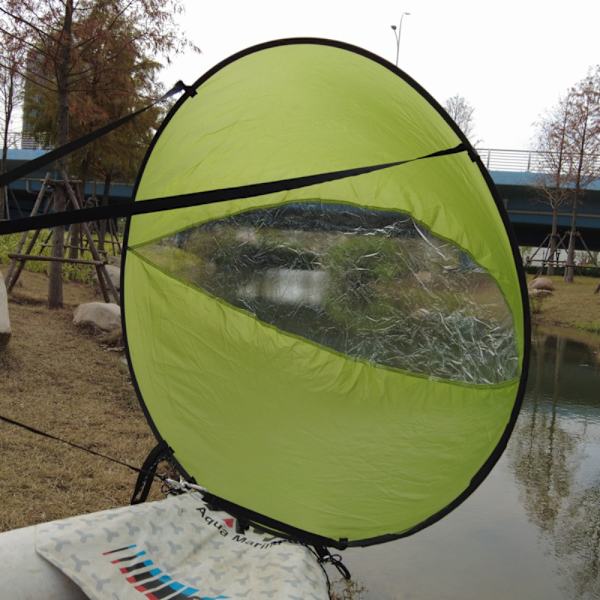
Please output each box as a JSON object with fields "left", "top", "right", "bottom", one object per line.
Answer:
{"left": 529, "top": 275, "right": 600, "bottom": 333}
{"left": 0, "top": 270, "right": 155, "bottom": 532}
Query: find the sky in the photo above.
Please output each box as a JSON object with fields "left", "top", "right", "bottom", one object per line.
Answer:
{"left": 161, "top": 0, "right": 600, "bottom": 150}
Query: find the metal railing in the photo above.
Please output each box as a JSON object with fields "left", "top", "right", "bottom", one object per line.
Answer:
{"left": 0, "top": 133, "right": 599, "bottom": 176}
{"left": 476, "top": 147, "right": 600, "bottom": 174}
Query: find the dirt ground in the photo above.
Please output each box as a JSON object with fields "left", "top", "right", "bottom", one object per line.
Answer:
{"left": 0, "top": 270, "right": 156, "bottom": 532}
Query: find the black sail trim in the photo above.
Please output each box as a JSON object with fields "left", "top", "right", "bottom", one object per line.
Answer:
{"left": 0, "top": 80, "right": 190, "bottom": 189}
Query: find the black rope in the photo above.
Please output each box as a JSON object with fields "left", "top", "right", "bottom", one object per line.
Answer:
{"left": 0, "top": 412, "right": 163, "bottom": 480}
{"left": 1, "top": 410, "right": 356, "bottom": 577}
{"left": 0, "top": 80, "right": 194, "bottom": 189}
{"left": 0, "top": 143, "right": 467, "bottom": 236}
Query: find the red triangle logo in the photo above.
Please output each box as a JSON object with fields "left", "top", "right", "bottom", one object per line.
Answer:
{"left": 223, "top": 518, "right": 234, "bottom": 528}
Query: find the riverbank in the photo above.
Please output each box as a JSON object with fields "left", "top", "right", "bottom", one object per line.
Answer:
{"left": 528, "top": 275, "right": 600, "bottom": 338}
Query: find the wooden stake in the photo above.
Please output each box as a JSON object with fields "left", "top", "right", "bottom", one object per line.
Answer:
{"left": 8, "top": 253, "right": 105, "bottom": 266}
{"left": 4, "top": 173, "right": 51, "bottom": 288}
{"left": 62, "top": 174, "right": 119, "bottom": 303}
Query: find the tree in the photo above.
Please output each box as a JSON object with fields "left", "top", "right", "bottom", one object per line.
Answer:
{"left": 0, "top": 12, "right": 26, "bottom": 220}
{"left": 0, "top": 0, "right": 198, "bottom": 307}
{"left": 444, "top": 94, "right": 479, "bottom": 143}
{"left": 22, "top": 3, "right": 166, "bottom": 255}
{"left": 563, "top": 67, "right": 600, "bottom": 283}
{"left": 533, "top": 94, "right": 576, "bottom": 275}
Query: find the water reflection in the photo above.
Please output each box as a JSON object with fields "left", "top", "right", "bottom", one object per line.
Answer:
{"left": 240, "top": 268, "right": 328, "bottom": 307}
{"left": 335, "top": 330, "right": 600, "bottom": 600}
{"left": 509, "top": 332, "right": 600, "bottom": 599}
{"left": 510, "top": 335, "right": 576, "bottom": 537}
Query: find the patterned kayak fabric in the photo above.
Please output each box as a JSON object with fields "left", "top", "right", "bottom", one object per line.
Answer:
{"left": 35, "top": 492, "right": 328, "bottom": 600}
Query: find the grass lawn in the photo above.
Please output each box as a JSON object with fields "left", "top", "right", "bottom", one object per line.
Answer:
{"left": 0, "top": 270, "right": 156, "bottom": 532}
{"left": 529, "top": 274, "right": 600, "bottom": 334}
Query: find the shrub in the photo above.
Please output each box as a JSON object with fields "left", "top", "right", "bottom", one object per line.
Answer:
{"left": 0, "top": 231, "right": 108, "bottom": 285}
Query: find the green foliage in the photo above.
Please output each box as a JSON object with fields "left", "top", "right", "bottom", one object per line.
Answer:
{"left": 140, "top": 243, "right": 206, "bottom": 285}
{"left": 185, "top": 225, "right": 319, "bottom": 281}
{"left": 19, "top": 0, "right": 199, "bottom": 183}
{"left": 185, "top": 227, "right": 241, "bottom": 268}
{"left": 0, "top": 231, "right": 98, "bottom": 284}
{"left": 323, "top": 234, "right": 417, "bottom": 329}
{"left": 576, "top": 321, "right": 600, "bottom": 334}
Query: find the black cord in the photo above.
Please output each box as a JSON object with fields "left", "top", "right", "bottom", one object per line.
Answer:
{"left": 0, "top": 412, "right": 163, "bottom": 481}
{"left": 0, "top": 79, "right": 193, "bottom": 189}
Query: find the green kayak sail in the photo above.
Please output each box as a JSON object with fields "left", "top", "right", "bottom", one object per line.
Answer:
{"left": 123, "top": 39, "right": 530, "bottom": 547}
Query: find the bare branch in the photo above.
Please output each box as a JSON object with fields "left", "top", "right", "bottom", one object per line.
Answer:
{"left": 0, "top": 6, "right": 55, "bottom": 40}
{"left": 0, "top": 60, "right": 56, "bottom": 92}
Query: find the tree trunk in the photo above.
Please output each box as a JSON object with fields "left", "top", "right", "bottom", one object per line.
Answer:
{"left": 48, "top": 0, "right": 73, "bottom": 309}
{"left": 69, "top": 174, "right": 88, "bottom": 260}
{"left": 0, "top": 143, "right": 8, "bottom": 221}
{"left": 67, "top": 185, "right": 82, "bottom": 260}
{"left": 0, "top": 171, "right": 6, "bottom": 222}
{"left": 68, "top": 224, "right": 81, "bottom": 259}
{"left": 547, "top": 207, "right": 559, "bottom": 276}
{"left": 98, "top": 172, "right": 112, "bottom": 254}
{"left": 564, "top": 196, "right": 578, "bottom": 283}
{"left": 0, "top": 73, "right": 14, "bottom": 221}
{"left": 48, "top": 188, "right": 66, "bottom": 306}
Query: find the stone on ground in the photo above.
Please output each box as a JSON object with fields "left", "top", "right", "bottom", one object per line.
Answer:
{"left": 0, "top": 272, "right": 11, "bottom": 348}
{"left": 73, "top": 302, "right": 121, "bottom": 332}
{"left": 529, "top": 288, "right": 553, "bottom": 298}
{"left": 530, "top": 277, "right": 554, "bottom": 291}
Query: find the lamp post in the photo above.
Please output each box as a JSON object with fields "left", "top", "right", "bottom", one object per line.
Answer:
{"left": 391, "top": 12, "right": 410, "bottom": 67}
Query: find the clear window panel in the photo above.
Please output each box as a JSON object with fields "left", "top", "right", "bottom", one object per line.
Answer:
{"left": 137, "top": 202, "right": 518, "bottom": 385}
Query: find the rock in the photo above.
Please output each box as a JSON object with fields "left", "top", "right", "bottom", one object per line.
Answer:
{"left": 0, "top": 272, "right": 11, "bottom": 348}
{"left": 73, "top": 302, "right": 121, "bottom": 332}
{"left": 107, "top": 254, "right": 122, "bottom": 267}
{"left": 104, "top": 265, "right": 121, "bottom": 291}
{"left": 530, "top": 277, "right": 554, "bottom": 291}
{"left": 529, "top": 288, "right": 553, "bottom": 297}
{"left": 97, "top": 327, "right": 123, "bottom": 347}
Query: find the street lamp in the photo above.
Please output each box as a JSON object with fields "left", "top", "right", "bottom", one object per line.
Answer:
{"left": 391, "top": 12, "right": 410, "bottom": 67}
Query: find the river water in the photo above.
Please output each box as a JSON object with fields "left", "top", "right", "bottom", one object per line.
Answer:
{"left": 335, "top": 330, "right": 600, "bottom": 600}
